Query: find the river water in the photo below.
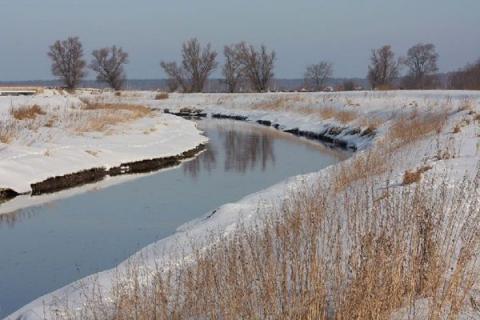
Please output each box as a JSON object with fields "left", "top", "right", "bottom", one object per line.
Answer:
{"left": 0, "top": 119, "right": 347, "bottom": 318}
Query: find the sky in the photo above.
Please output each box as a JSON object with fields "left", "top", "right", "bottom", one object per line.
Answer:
{"left": 0, "top": 0, "right": 479, "bottom": 80}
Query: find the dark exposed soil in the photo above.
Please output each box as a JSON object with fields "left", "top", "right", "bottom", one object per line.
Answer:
{"left": 207, "top": 112, "right": 373, "bottom": 151}
{"left": 0, "top": 144, "right": 206, "bottom": 202}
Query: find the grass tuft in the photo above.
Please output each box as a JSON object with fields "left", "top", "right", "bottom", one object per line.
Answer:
{"left": 9, "top": 104, "right": 46, "bottom": 120}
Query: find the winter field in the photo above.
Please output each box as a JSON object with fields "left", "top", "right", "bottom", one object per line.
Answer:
{"left": 0, "top": 91, "right": 207, "bottom": 195}
{"left": 4, "top": 90, "right": 480, "bottom": 319}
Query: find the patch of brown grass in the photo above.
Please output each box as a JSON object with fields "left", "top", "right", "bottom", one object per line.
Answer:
{"left": 9, "top": 104, "right": 46, "bottom": 120}
{"left": 334, "top": 147, "right": 389, "bottom": 192}
{"left": 388, "top": 111, "right": 448, "bottom": 148}
{"left": 316, "top": 107, "right": 358, "bottom": 123}
{"left": 253, "top": 95, "right": 306, "bottom": 111}
{"left": 402, "top": 165, "right": 432, "bottom": 185}
{"left": 155, "top": 92, "right": 169, "bottom": 100}
{"left": 74, "top": 103, "right": 152, "bottom": 133}
{"left": 0, "top": 121, "right": 16, "bottom": 143}
{"left": 82, "top": 103, "right": 151, "bottom": 117}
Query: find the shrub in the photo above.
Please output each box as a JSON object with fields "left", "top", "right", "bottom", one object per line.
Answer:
{"left": 155, "top": 92, "right": 169, "bottom": 100}
{"left": 402, "top": 165, "right": 432, "bottom": 185}
{"left": 9, "top": 105, "right": 46, "bottom": 120}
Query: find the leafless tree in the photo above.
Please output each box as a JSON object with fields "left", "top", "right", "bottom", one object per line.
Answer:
{"left": 367, "top": 45, "right": 399, "bottom": 89}
{"left": 342, "top": 80, "right": 356, "bottom": 91}
{"left": 401, "top": 43, "right": 439, "bottom": 89}
{"left": 234, "top": 42, "right": 276, "bottom": 92}
{"left": 222, "top": 44, "right": 244, "bottom": 93}
{"left": 89, "top": 46, "right": 129, "bottom": 90}
{"left": 160, "top": 38, "right": 218, "bottom": 93}
{"left": 304, "top": 61, "right": 333, "bottom": 91}
{"left": 448, "top": 58, "right": 480, "bottom": 90}
{"left": 48, "top": 37, "right": 86, "bottom": 90}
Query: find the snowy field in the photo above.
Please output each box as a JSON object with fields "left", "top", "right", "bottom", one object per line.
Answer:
{"left": 6, "top": 90, "right": 480, "bottom": 319}
{"left": 0, "top": 91, "right": 207, "bottom": 195}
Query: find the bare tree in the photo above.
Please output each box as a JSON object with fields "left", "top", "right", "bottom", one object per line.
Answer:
{"left": 304, "top": 61, "right": 333, "bottom": 91}
{"left": 90, "top": 46, "right": 129, "bottom": 90}
{"left": 222, "top": 44, "right": 244, "bottom": 93}
{"left": 402, "top": 43, "right": 439, "bottom": 89}
{"left": 367, "top": 45, "right": 399, "bottom": 89}
{"left": 160, "top": 38, "right": 218, "bottom": 93}
{"left": 448, "top": 58, "right": 480, "bottom": 90}
{"left": 48, "top": 37, "right": 86, "bottom": 90}
{"left": 342, "top": 80, "right": 356, "bottom": 91}
{"left": 234, "top": 42, "right": 276, "bottom": 92}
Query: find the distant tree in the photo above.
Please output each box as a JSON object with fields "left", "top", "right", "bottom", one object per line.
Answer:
{"left": 342, "top": 80, "right": 356, "bottom": 91}
{"left": 160, "top": 38, "right": 218, "bottom": 93}
{"left": 90, "top": 46, "right": 129, "bottom": 90}
{"left": 304, "top": 61, "right": 333, "bottom": 91}
{"left": 48, "top": 37, "right": 86, "bottom": 90}
{"left": 401, "top": 43, "right": 439, "bottom": 89}
{"left": 222, "top": 44, "right": 244, "bottom": 93}
{"left": 367, "top": 45, "right": 399, "bottom": 89}
{"left": 448, "top": 58, "right": 480, "bottom": 90}
{"left": 234, "top": 42, "right": 276, "bottom": 92}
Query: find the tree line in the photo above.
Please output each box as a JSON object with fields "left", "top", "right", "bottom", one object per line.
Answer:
{"left": 47, "top": 37, "right": 480, "bottom": 92}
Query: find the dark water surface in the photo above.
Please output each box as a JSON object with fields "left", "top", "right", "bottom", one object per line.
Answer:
{"left": 0, "top": 120, "right": 346, "bottom": 318}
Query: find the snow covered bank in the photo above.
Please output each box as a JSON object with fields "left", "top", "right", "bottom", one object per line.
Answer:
{"left": 0, "top": 91, "right": 208, "bottom": 199}
{"left": 7, "top": 90, "right": 480, "bottom": 319}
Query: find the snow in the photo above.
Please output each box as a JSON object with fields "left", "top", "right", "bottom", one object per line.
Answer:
{"left": 0, "top": 91, "right": 208, "bottom": 194}
{"left": 5, "top": 90, "right": 480, "bottom": 320}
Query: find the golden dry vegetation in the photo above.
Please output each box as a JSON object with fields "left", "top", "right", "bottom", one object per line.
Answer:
{"left": 51, "top": 98, "right": 480, "bottom": 320}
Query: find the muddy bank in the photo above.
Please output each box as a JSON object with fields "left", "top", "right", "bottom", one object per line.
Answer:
{"left": 205, "top": 112, "right": 374, "bottom": 151}
{"left": 0, "top": 189, "right": 19, "bottom": 203}
{"left": 0, "top": 144, "right": 206, "bottom": 202}
{"left": 164, "top": 108, "right": 207, "bottom": 119}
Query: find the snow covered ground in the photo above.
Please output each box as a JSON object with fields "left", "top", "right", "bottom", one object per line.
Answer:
{"left": 6, "top": 90, "right": 480, "bottom": 319}
{"left": 0, "top": 90, "right": 207, "bottom": 196}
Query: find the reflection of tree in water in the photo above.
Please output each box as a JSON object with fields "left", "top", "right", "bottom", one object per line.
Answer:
{"left": 183, "top": 144, "right": 217, "bottom": 178}
{"left": 183, "top": 125, "right": 275, "bottom": 177}
{"left": 0, "top": 208, "right": 38, "bottom": 228}
{"left": 223, "top": 129, "right": 275, "bottom": 173}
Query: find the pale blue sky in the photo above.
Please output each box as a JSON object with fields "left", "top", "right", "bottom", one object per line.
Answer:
{"left": 0, "top": 0, "right": 479, "bottom": 80}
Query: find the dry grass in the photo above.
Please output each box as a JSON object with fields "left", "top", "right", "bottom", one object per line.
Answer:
{"left": 302, "top": 106, "right": 358, "bottom": 124}
{"left": 82, "top": 102, "right": 151, "bottom": 117}
{"left": 74, "top": 102, "right": 152, "bottom": 133}
{"left": 333, "top": 109, "right": 448, "bottom": 192}
{"left": 9, "top": 104, "right": 45, "bottom": 120}
{"left": 387, "top": 110, "right": 448, "bottom": 149}
{"left": 154, "top": 92, "right": 169, "bottom": 100}
{"left": 253, "top": 95, "right": 306, "bottom": 111}
{"left": 44, "top": 96, "right": 480, "bottom": 320}
{"left": 333, "top": 147, "right": 390, "bottom": 192}
{"left": 0, "top": 101, "right": 153, "bottom": 144}
{"left": 403, "top": 165, "right": 432, "bottom": 185}
{"left": 58, "top": 168, "right": 480, "bottom": 320}
{"left": 0, "top": 121, "right": 17, "bottom": 143}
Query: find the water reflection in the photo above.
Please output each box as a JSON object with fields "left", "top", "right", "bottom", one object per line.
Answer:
{"left": 184, "top": 121, "right": 275, "bottom": 177}
{"left": 0, "top": 209, "right": 38, "bottom": 229}
{"left": 183, "top": 146, "right": 217, "bottom": 178}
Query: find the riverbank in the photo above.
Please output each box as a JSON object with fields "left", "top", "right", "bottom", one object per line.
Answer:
{"left": 0, "top": 91, "right": 208, "bottom": 202}
{"left": 8, "top": 90, "right": 480, "bottom": 319}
